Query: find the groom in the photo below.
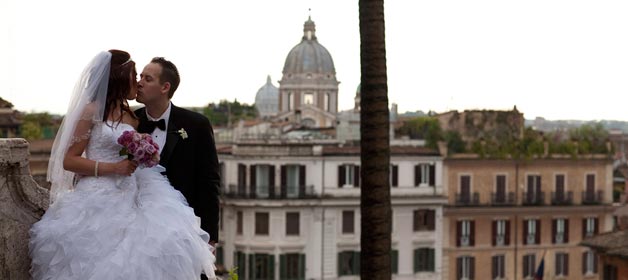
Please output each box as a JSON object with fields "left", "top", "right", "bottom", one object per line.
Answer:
{"left": 135, "top": 57, "right": 221, "bottom": 250}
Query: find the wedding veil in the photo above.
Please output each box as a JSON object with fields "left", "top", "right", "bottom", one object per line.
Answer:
{"left": 47, "top": 51, "right": 111, "bottom": 204}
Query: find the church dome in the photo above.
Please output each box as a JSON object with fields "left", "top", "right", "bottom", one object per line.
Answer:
{"left": 282, "top": 17, "right": 336, "bottom": 76}
{"left": 255, "top": 75, "right": 279, "bottom": 117}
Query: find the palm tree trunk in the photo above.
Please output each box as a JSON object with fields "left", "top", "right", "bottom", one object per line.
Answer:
{"left": 359, "top": 0, "right": 391, "bottom": 278}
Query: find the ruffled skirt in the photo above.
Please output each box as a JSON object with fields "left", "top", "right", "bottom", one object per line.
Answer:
{"left": 29, "top": 168, "right": 215, "bottom": 280}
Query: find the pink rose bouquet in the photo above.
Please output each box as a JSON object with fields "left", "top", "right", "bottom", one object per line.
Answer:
{"left": 117, "top": 130, "right": 160, "bottom": 168}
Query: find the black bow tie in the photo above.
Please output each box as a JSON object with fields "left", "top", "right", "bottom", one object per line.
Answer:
{"left": 144, "top": 119, "right": 166, "bottom": 133}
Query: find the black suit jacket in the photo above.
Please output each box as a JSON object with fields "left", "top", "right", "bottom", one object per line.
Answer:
{"left": 135, "top": 104, "right": 221, "bottom": 242}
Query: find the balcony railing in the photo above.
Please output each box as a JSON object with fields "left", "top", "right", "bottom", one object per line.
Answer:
{"left": 551, "top": 191, "right": 573, "bottom": 205}
{"left": 224, "top": 184, "right": 317, "bottom": 199}
{"left": 522, "top": 192, "right": 545, "bottom": 206}
{"left": 582, "top": 190, "right": 604, "bottom": 205}
{"left": 491, "top": 192, "right": 515, "bottom": 206}
{"left": 455, "top": 192, "right": 480, "bottom": 206}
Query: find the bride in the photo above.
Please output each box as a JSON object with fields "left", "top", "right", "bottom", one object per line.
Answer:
{"left": 29, "top": 50, "right": 216, "bottom": 280}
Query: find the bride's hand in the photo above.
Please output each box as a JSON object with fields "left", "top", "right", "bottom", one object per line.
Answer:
{"left": 113, "top": 159, "right": 138, "bottom": 176}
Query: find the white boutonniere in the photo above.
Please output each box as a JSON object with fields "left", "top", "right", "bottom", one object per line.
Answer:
{"left": 177, "top": 128, "right": 188, "bottom": 139}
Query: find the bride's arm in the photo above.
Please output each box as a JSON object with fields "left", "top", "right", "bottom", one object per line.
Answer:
{"left": 62, "top": 116, "right": 137, "bottom": 176}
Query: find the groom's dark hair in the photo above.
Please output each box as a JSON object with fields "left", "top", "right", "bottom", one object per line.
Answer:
{"left": 151, "top": 57, "right": 180, "bottom": 98}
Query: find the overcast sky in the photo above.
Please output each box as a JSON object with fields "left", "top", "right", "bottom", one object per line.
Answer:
{"left": 2, "top": 0, "right": 628, "bottom": 121}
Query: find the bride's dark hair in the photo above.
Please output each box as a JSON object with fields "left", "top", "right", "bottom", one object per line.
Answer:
{"left": 104, "top": 49, "right": 137, "bottom": 125}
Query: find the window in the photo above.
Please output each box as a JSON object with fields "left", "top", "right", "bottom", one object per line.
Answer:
{"left": 583, "top": 217, "right": 598, "bottom": 238}
{"left": 495, "top": 175, "right": 506, "bottom": 203}
{"left": 342, "top": 210, "right": 355, "bottom": 234}
{"left": 553, "top": 218, "right": 569, "bottom": 244}
{"left": 584, "top": 174, "right": 597, "bottom": 203}
{"left": 286, "top": 212, "right": 300, "bottom": 236}
{"left": 526, "top": 175, "right": 542, "bottom": 204}
{"left": 604, "top": 265, "right": 618, "bottom": 280}
{"left": 582, "top": 250, "right": 598, "bottom": 275}
{"left": 524, "top": 219, "right": 540, "bottom": 245}
{"left": 280, "top": 253, "right": 305, "bottom": 280}
{"left": 338, "top": 164, "right": 360, "bottom": 187}
{"left": 415, "top": 163, "right": 435, "bottom": 186}
{"left": 324, "top": 93, "right": 330, "bottom": 111}
{"left": 238, "top": 164, "right": 247, "bottom": 194}
{"left": 457, "top": 220, "right": 475, "bottom": 247}
{"left": 492, "top": 219, "right": 510, "bottom": 246}
{"left": 456, "top": 256, "right": 474, "bottom": 280}
{"left": 390, "top": 164, "right": 398, "bottom": 187}
{"left": 219, "top": 162, "right": 226, "bottom": 188}
{"left": 237, "top": 211, "right": 243, "bottom": 235}
{"left": 255, "top": 212, "right": 269, "bottom": 235}
{"left": 303, "top": 92, "right": 314, "bottom": 105}
{"left": 251, "top": 253, "right": 274, "bottom": 280}
{"left": 459, "top": 175, "right": 471, "bottom": 203}
{"left": 555, "top": 174, "right": 565, "bottom": 196}
{"left": 281, "top": 165, "right": 305, "bottom": 198}
{"left": 414, "top": 248, "right": 435, "bottom": 272}
{"left": 413, "top": 209, "right": 436, "bottom": 231}
{"left": 492, "top": 255, "right": 505, "bottom": 279}
{"left": 391, "top": 250, "right": 398, "bottom": 274}
{"left": 555, "top": 252, "right": 569, "bottom": 277}
{"left": 522, "top": 254, "right": 536, "bottom": 278}
{"left": 234, "top": 251, "right": 246, "bottom": 277}
{"left": 338, "top": 251, "right": 360, "bottom": 276}
{"left": 250, "top": 164, "right": 275, "bottom": 198}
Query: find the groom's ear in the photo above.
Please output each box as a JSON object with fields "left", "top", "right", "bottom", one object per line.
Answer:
{"left": 161, "top": 82, "right": 171, "bottom": 96}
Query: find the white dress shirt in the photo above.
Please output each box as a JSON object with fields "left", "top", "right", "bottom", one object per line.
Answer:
{"left": 146, "top": 103, "right": 171, "bottom": 154}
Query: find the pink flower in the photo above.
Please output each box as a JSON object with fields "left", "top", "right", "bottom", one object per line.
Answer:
{"left": 117, "top": 130, "right": 160, "bottom": 168}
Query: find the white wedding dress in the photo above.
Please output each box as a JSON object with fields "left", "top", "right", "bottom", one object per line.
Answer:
{"left": 29, "top": 121, "right": 216, "bottom": 280}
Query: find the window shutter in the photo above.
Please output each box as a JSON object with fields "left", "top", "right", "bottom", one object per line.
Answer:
{"left": 391, "top": 250, "right": 398, "bottom": 274}
{"left": 429, "top": 164, "right": 436, "bottom": 186}
{"left": 338, "top": 165, "right": 345, "bottom": 187}
{"left": 492, "top": 220, "right": 497, "bottom": 246}
{"left": 536, "top": 175, "right": 542, "bottom": 193}
{"left": 593, "top": 252, "right": 598, "bottom": 273}
{"left": 392, "top": 165, "right": 398, "bottom": 187}
{"left": 456, "top": 257, "right": 462, "bottom": 280}
{"left": 250, "top": 165, "right": 256, "bottom": 196}
{"left": 565, "top": 219, "right": 570, "bottom": 243}
{"left": 280, "top": 254, "right": 287, "bottom": 279}
{"left": 594, "top": 218, "right": 599, "bottom": 234}
{"left": 470, "top": 220, "right": 475, "bottom": 246}
{"left": 299, "top": 254, "right": 305, "bottom": 280}
{"left": 238, "top": 164, "right": 246, "bottom": 187}
{"left": 470, "top": 257, "right": 475, "bottom": 280}
{"left": 492, "top": 256, "right": 498, "bottom": 279}
{"left": 552, "top": 219, "right": 557, "bottom": 243}
{"left": 281, "top": 165, "right": 287, "bottom": 197}
{"left": 414, "top": 249, "right": 419, "bottom": 272}
{"left": 354, "top": 251, "right": 361, "bottom": 274}
{"left": 582, "top": 251, "right": 587, "bottom": 275}
{"left": 269, "top": 254, "right": 275, "bottom": 279}
{"left": 582, "top": 218, "right": 586, "bottom": 238}
{"left": 565, "top": 253, "right": 569, "bottom": 276}
{"left": 456, "top": 221, "right": 462, "bottom": 247}
{"left": 535, "top": 219, "right": 541, "bottom": 244}
{"left": 337, "top": 252, "right": 342, "bottom": 276}
{"left": 248, "top": 254, "right": 254, "bottom": 279}
{"left": 299, "top": 165, "right": 306, "bottom": 187}
{"left": 269, "top": 165, "right": 275, "bottom": 196}
{"left": 523, "top": 219, "right": 528, "bottom": 244}
{"left": 555, "top": 253, "right": 560, "bottom": 276}
{"left": 354, "top": 165, "right": 360, "bottom": 187}
{"left": 505, "top": 220, "right": 511, "bottom": 245}
{"left": 415, "top": 165, "right": 421, "bottom": 186}
{"left": 428, "top": 248, "right": 435, "bottom": 271}
{"left": 523, "top": 255, "right": 529, "bottom": 277}
{"left": 427, "top": 210, "right": 435, "bottom": 231}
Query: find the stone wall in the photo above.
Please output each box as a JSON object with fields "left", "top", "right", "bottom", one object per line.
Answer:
{"left": 0, "top": 138, "right": 49, "bottom": 279}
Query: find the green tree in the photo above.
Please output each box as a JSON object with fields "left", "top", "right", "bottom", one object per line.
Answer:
{"left": 21, "top": 121, "right": 43, "bottom": 140}
{"left": 359, "top": 0, "right": 391, "bottom": 278}
{"left": 397, "top": 117, "right": 442, "bottom": 149}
